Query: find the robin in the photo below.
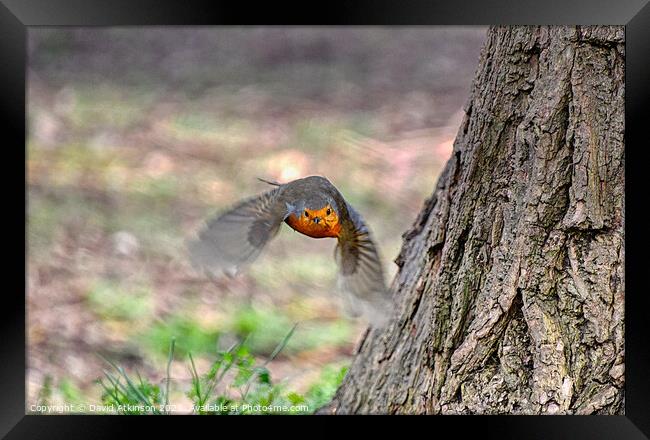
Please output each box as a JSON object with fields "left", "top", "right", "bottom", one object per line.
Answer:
{"left": 189, "top": 175, "right": 392, "bottom": 327}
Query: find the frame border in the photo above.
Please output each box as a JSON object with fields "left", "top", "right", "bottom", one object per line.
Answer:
{"left": 4, "top": 0, "right": 649, "bottom": 437}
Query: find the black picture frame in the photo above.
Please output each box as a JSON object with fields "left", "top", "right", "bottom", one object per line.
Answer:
{"left": 3, "top": 0, "right": 649, "bottom": 437}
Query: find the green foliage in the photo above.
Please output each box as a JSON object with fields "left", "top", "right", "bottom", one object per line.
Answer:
{"left": 225, "top": 305, "right": 353, "bottom": 355}
{"left": 186, "top": 325, "right": 299, "bottom": 414}
{"left": 98, "top": 358, "right": 165, "bottom": 415}
{"left": 58, "top": 378, "right": 85, "bottom": 404}
{"left": 303, "top": 364, "right": 348, "bottom": 410}
{"left": 140, "top": 314, "right": 220, "bottom": 358}
{"left": 99, "top": 327, "right": 347, "bottom": 415}
{"left": 35, "top": 375, "right": 53, "bottom": 411}
{"left": 87, "top": 280, "right": 153, "bottom": 321}
{"left": 225, "top": 306, "right": 293, "bottom": 355}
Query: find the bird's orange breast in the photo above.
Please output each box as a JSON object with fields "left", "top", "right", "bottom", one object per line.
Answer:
{"left": 285, "top": 205, "right": 342, "bottom": 238}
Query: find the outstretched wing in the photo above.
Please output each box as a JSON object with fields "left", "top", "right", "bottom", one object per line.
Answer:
{"left": 335, "top": 202, "right": 392, "bottom": 327}
{"left": 188, "top": 188, "right": 287, "bottom": 277}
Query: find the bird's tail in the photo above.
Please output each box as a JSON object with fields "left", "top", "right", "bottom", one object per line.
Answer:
{"left": 256, "top": 177, "right": 282, "bottom": 187}
{"left": 339, "top": 286, "right": 392, "bottom": 328}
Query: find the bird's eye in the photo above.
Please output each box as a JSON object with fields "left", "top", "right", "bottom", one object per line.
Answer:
{"left": 326, "top": 208, "right": 331, "bottom": 216}
{"left": 304, "top": 211, "right": 309, "bottom": 217}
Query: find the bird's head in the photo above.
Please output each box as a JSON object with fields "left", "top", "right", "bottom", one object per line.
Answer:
{"left": 286, "top": 197, "right": 342, "bottom": 238}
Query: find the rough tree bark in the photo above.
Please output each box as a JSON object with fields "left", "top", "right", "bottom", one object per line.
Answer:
{"left": 321, "top": 25, "right": 625, "bottom": 415}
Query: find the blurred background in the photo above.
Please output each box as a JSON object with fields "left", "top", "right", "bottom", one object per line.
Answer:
{"left": 27, "top": 27, "right": 486, "bottom": 413}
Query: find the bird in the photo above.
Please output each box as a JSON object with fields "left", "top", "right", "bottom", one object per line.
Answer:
{"left": 188, "top": 175, "right": 392, "bottom": 327}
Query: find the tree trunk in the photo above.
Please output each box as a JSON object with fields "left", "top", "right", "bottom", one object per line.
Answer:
{"left": 321, "top": 25, "right": 625, "bottom": 415}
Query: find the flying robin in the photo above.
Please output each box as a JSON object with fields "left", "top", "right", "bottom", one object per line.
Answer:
{"left": 188, "top": 175, "right": 392, "bottom": 326}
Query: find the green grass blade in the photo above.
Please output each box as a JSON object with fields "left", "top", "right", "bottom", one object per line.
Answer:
{"left": 242, "top": 323, "right": 297, "bottom": 400}
{"left": 164, "top": 338, "right": 175, "bottom": 413}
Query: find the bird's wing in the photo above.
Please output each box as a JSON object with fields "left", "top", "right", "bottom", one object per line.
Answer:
{"left": 335, "top": 202, "right": 392, "bottom": 327}
{"left": 188, "top": 187, "right": 287, "bottom": 277}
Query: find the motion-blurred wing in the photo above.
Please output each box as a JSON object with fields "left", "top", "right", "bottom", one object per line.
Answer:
{"left": 335, "top": 203, "right": 392, "bottom": 327}
{"left": 188, "top": 188, "right": 286, "bottom": 277}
